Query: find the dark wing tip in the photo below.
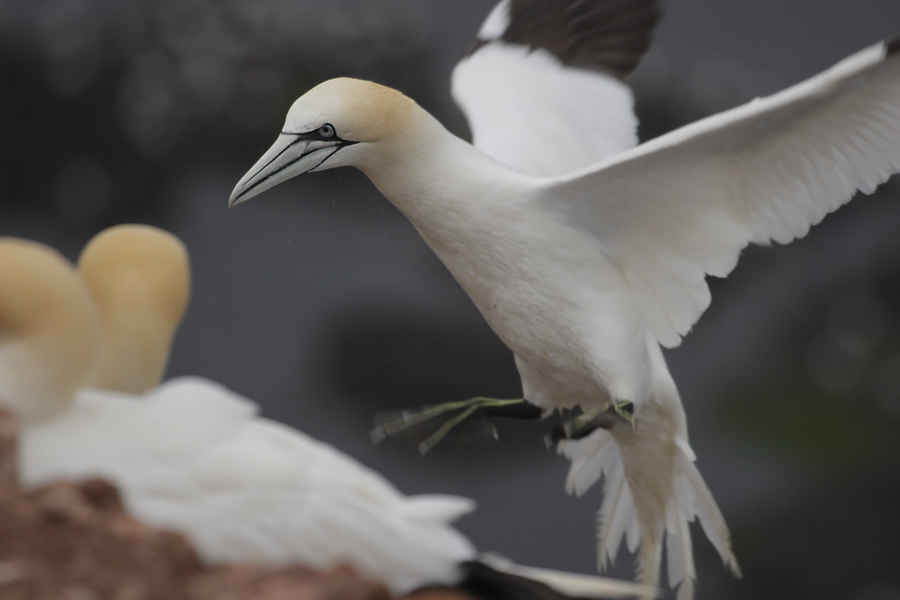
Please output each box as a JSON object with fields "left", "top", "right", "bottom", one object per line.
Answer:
{"left": 461, "top": 37, "right": 492, "bottom": 61}
{"left": 464, "top": 0, "right": 662, "bottom": 79}
{"left": 887, "top": 34, "right": 900, "bottom": 57}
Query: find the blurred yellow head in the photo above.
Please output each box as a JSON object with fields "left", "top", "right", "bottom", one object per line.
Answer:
{"left": 78, "top": 224, "right": 190, "bottom": 394}
{"left": 0, "top": 238, "right": 99, "bottom": 425}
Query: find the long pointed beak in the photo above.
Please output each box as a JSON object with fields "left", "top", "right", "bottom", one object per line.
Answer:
{"left": 228, "top": 134, "right": 345, "bottom": 207}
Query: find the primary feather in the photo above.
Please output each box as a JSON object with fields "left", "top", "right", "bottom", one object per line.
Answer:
{"left": 546, "top": 39, "right": 900, "bottom": 347}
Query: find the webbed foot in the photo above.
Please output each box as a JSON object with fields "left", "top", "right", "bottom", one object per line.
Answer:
{"left": 548, "top": 401, "right": 636, "bottom": 444}
{"left": 371, "top": 397, "right": 541, "bottom": 455}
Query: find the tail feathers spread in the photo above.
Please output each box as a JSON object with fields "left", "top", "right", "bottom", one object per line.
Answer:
{"left": 560, "top": 426, "right": 609, "bottom": 497}
{"left": 558, "top": 431, "right": 641, "bottom": 570}
{"left": 460, "top": 555, "right": 654, "bottom": 600}
{"left": 593, "top": 441, "right": 641, "bottom": 571}
{"left": 557, "top": 429, "right": 739, "bottom": 600}
{"left": 665, "top": 460, "right": 696, "bottom": 600}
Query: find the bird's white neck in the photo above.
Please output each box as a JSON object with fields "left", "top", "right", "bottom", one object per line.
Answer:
{"left": 358, "top": 109, "right": 533, "bottom": 248}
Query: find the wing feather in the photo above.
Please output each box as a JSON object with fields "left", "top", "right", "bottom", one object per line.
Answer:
{"left": 541, "top": 40, "right": 900, "bottom": 346}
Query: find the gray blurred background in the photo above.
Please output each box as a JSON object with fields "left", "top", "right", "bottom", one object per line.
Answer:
{"left": 2, "top": 0, "right": 900, "bottom": 599}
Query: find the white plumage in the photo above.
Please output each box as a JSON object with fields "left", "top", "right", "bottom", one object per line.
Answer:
{"left": 544, "top": 42, "right": 900, "bottom": 348}
{"left": 228, "top": 1, "right": 900, "bottom": 598}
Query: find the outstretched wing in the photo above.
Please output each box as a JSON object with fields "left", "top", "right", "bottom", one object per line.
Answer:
{"left": 542, "top": 39, "right": 900, "bottom": 347}
{"left": 452, "top": 0, "right": 660, "bottom": 177}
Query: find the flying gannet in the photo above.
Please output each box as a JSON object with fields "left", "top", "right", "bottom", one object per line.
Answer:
{"left": 0, "top": 230, "right": 648, "bottom": 599}
{"left": 228, "top": 0, "right": 900, "bottom": 598}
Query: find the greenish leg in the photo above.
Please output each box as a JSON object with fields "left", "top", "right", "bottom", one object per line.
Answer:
{"left": 370, "top": 396, "right": 538, "bottom": 454}
{"left": 556, "top": 400, "right": 636, "bottom": 442}
{"left": 611, "top": 400, "right": 636, "bottom": 428}
{"left": 370, "top": 397, "right": 490, "bottom": 443}
{"left": 418, "top": 403, "right": 482, "bottom": 455}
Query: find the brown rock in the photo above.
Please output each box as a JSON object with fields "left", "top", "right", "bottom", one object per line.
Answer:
{"left": 0, "top": 478, "right": 198, "bottom": 599}
{"left": 189, "top": 564, "right": 393, "bottom": 600}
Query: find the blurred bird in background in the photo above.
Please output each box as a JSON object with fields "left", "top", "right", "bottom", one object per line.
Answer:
{"left": 77, "top": 225, "right": 191, "bottom": 394}
{"left": 0, "top": 228, "right": 648, "bottom": 599}
{"left": 230, "top": 0, "right": 900, "bottom": 598}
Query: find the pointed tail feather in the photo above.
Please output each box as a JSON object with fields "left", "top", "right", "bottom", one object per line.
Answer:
{"left": 664, "top": 440, "right": 741, "bottom": 600}
{"left": 675, "top": 443, "right": 742, "bottom": 579}
{"left": 557, "top": 405, "right": 739, "bottom": 600}
{"left": 665, "top": 488, "right": 695, "bottom": 600}
{"left": 558, "top": 432, "right": 641, "bottom": 572}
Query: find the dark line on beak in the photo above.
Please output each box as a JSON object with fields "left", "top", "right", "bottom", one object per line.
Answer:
{"left": 251, "top": 135, "right": 307, "bottom": 184}
{"left": 236, "top": 143, "right": 354, "bottom": 201}
{"left": 307, "top": 146, "right": 343, "bottom": 173}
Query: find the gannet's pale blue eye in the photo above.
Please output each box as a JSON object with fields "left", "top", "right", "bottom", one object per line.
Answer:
{"left": 318, "top": 124, "right": 335, "bottom": 138}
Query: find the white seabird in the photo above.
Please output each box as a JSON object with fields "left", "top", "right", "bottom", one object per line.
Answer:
{"left": 228, "top": 1, "right": 900, "bottom": 597}
{"left": 0, "top": 230, "right": 648, "bottom": 599}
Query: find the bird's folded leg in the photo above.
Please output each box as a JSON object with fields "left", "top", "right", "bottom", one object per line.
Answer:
{"left": 371, "top": 397, "right": 540, "bottom": 454}
{"left": 611, "top": 400, "right": 636, "bottom": 428}
{"left": 549, "top": 401, "right": 636, "bottom": 444}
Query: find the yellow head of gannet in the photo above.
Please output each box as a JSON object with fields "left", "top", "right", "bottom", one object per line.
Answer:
{"left": 77, "top": 224, "right": 190, "bottom": 394}
{"left": 229, "top": 78, "right": 438, "bottom": 207}
{"left": 0, "top": 239, "right": 98, "bottom": 426}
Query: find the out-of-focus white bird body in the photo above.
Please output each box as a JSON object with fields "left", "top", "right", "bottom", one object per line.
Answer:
{"left": 229, "top": 0, "right": 900, "bottom": 596}
{"left": 22, "top": 376, "right": 476, "bottom": 592}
